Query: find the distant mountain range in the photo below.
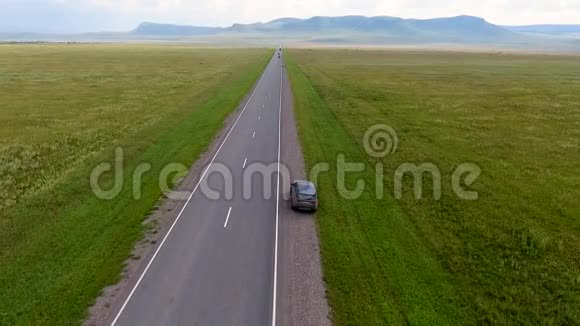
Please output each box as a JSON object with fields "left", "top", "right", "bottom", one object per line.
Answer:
{"left": 132, "top": 15, "right": 515, "bottom": 42}
{"left": 503, "top": 25, "right": 580, "bottom": 36}
{"left": 131, "top": 16, "right": 580, "bottom": 39}
{"left": 2, "top": 15, "right": 580, "bottom": 49}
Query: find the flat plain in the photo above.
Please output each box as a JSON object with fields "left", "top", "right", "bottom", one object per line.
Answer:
{"left": 286, "top": 48, "right": 580, "bottom": 324}
{"left": 0, "top": 44, "right": 270, "bottom": 324}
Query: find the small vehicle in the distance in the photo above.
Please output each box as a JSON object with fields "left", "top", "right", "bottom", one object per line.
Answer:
{"left": 290, "top": 180, "right": 318, "bottom": 212}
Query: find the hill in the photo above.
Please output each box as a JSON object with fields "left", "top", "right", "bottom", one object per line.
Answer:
{"left": 4, "top": 15, "right": 580, "bottom": 49}
{"left": 134, "top": 15, "right": 517, "bottom": 43}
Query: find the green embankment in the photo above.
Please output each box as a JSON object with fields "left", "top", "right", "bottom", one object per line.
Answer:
{"left": 286, "top": 49, "right": 580, "bottom": 325}
{"left": 0, "top": 44, "right": 270, "bottom": 324}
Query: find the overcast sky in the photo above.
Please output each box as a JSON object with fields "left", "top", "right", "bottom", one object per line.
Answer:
{"left": 1, "top": 0, "right": 579, "bottom": 33}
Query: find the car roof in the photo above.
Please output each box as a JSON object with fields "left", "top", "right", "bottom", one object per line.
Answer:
{"left": 293, "top": 180, "right": 316, "bottom": 194}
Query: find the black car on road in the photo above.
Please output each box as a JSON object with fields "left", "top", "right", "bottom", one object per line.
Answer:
{"left": 290, "top": 180, "right": 318, "bottom": 212}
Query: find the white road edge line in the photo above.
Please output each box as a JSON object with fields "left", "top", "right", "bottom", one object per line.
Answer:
{"left": 243, "top": 158, "right": 248, "bottom": 169}
{"left": 223, "top": 206, "right": 233, "bottom": 228}
{"left": 271, "top": 56, "right": 282, "bottom": 326}
{"left": 110, "top": 55, "right": 272, "bottom": 326}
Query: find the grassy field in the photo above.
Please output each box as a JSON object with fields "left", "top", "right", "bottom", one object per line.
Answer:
{"left": 0, "top": 44, "right": 270, "bottom": 324}
{"left": 286, "top": 49, "right": 580, "bottom": 324}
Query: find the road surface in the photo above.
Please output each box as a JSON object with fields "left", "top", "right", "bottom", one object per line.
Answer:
{"left": 110, "top": 51, "right": 284, "bottom": 326}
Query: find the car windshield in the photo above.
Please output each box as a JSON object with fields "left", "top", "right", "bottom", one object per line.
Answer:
{"left": 296, "top": 182, "right": 316, "bottom": 195}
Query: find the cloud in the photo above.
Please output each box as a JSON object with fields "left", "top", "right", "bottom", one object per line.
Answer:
{"left": 87, "top": 0, "right": 182, "bottom": 10}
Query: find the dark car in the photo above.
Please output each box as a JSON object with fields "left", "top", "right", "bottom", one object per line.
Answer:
{"left": 290, "top": 180, "right": 318, "bottom": 212}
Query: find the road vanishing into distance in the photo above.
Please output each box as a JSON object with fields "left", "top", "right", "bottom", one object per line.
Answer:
{"left": 110, "top": 51, "right": 284, "bottom": 326}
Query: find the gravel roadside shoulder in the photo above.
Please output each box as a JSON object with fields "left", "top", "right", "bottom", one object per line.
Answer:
{"left": 277, "top": 63, "right": 332, "bottom": 326}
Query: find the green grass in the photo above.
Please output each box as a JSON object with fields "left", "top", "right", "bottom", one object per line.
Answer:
{"left": 286, "top": 49, "right": 580, "bottom": 324}
{"left": 0, "top": 44, "right": 270, "bottom": 324}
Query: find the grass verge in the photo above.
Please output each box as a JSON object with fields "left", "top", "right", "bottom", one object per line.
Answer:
{"left": 285, "top": 49, "right": 580, "bottom": 324}
{"left": 0, "top": 44, "right": 270, "bottom": 324}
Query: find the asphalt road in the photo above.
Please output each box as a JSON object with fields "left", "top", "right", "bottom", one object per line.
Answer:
{"left": 110, "top": 51, "right": 284, "bottom": 326}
